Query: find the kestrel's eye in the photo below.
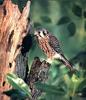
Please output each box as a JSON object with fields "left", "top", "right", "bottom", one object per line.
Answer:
{"left": 37, "top": 31, "right": 42, "bottom": 37}
{"left": 43, "top": 30, "right": 46, "bottom": 36}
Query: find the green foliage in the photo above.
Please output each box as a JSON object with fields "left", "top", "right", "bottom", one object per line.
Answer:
{"left": 57, "top": 16, "right": 70, "bottom": 25}
{"left": 72, "top": 4, "right": 82, "bottom": 18}
{"left": 35, "top": 82, "right": 65, "bottom": 95}
{"left": 67, "top": 22, "right": 76, "bottom": 36}
{"left": 30, "top": 0, "right": 86, "bottom": 62}
{"left": 12, "top": 0, "right": 28, "bottom": 11}
{"left": 34, "top": 69, "right": 86, "bottom": 100}
{"left": 6, "top": 73, "right": 32, "bottom": 99}
{"left": 77, "top": 79, "right": 86, "bottom": 91}
{"left": 3, "top": 89, "right": 28, "bottom": 100}
{"left": 29, "top": 0, "right": 86, "bottom": 99}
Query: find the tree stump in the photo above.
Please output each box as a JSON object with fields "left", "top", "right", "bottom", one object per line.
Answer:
{"left": 27, "top": 57, "right": 50, "bottom": 100}
{"left": 0, "top": 0, "right": 31, "bottom": 99}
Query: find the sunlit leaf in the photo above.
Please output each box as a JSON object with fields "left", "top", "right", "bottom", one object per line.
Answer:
{"left": 6, "top": 73, "right": 32, "bottom": 99}
{"left": 71, "top": 74, "right": 79, "bottom": 83}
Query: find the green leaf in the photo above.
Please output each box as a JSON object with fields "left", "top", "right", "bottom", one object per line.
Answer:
{"left": 83, "top": 11, "right": 86, "bottom": 18}
{"left": 77, "top": 79, "right": 86, "bottom": 92}
{"left": 6, "top": 73, "right": 32, "bottom": 99}
{"left": 3, "top": 89, "right": 28, "bottom": 99}
{"left": 57, "top": 16, "right": 70, "bottom": 25}
{"left": 34, "top": 22, "right": 42, "bottom": 28}
{"left": 35, "top": 82, "right": 65, "bottom": 95}
{"left": 72, "top": 4, "right": 82, "bottom": 17}
{"left": 67, "top": 22, "right": 76, "bottom": 36}
{"left": 41, "top": 16, "right": 51, "bottom": 23}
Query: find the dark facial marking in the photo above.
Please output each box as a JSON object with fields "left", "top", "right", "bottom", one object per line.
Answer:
{"left": 37, "top": 30, "right": 41, "bottom": 37}
{"left": 43, "top": 30, "right": 46, "bottom": 36}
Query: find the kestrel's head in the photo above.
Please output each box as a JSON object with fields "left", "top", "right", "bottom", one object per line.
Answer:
{"left": 34, "top": 28, "right": 49, "bottom": 40}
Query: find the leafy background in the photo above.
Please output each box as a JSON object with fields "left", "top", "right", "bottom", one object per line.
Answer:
{"left": 0, "top": 0, "right": 86, "bottom": 100}
{"left": 29, "top": 0, "right": 86, "bottom": 100}
{"left": 30, "top": 0, "right": 86, "bottom": 58}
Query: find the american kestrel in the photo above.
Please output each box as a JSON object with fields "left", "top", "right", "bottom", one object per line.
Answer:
{"left": 34, "top": 28, "right": 74, "bottom": 71}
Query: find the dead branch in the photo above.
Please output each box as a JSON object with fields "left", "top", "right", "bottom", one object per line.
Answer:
{"left": 26, "top": 57, "right": 50, "bottom": 100}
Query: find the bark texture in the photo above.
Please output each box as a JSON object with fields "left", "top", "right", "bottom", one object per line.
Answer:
{"left": 0, "top": 0, "right": 31, "bottom": 99}
{"left": 27, "top": 57, "right": 50, "bottom": 100}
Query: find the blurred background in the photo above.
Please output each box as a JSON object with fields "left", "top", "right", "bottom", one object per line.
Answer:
{"left": 30, "top": 0, "right": 86, "bottom": 60}
{"left": 29, "top": 0, "right": 86, "bottom": 100}
{"left": 0, "top": 0, "right": 86, "bottom": 100}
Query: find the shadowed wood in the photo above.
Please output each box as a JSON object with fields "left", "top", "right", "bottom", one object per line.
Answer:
{"left": 27, "top": 57, "right": 50, "bottom": 99}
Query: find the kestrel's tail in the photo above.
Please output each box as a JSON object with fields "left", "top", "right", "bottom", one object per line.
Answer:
{"left": 59, "top": 54, "right": 74, "bottom": 71}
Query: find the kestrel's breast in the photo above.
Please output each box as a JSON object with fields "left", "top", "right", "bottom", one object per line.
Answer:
{"left": 38, "top": 38, "right": 56, "bottom": 58}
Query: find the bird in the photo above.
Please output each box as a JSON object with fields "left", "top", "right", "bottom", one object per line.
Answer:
{"left": 34, "top": 28, "right": 75, "bottom": 71}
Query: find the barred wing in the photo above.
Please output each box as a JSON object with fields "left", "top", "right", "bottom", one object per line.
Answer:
{"left": 49, "top": 34, "right": 63, "bottom": 54}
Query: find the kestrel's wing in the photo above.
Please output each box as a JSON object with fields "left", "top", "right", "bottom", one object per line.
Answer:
{"left": 48, "top": 34, "right": 63, "bottom": 54}
{"left": 49, "top": 34, "right": 73, "bottom": 69}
